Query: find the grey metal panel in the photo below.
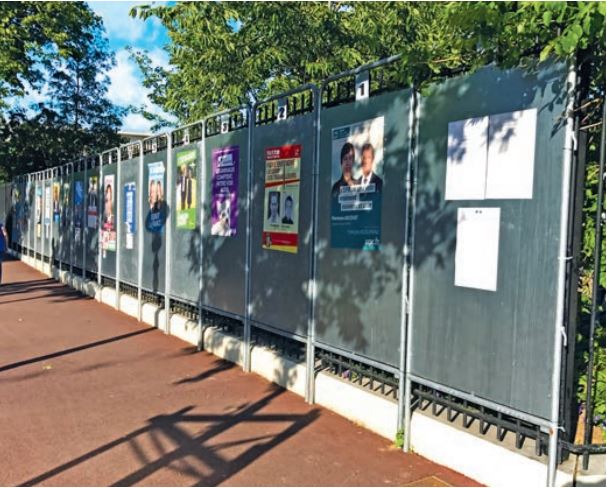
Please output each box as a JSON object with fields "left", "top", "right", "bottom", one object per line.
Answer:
{"left": 142, "top": 150, "right": 167, "bottom": 293}
{"left": 72, "top": 170, "right": 85, "bottom": 268}
{"left": 18, "top": 180, "right": 26, "bottom": 248}
{"left": 202, "top": 128, "right": 249, "bottom": 317}
{"left": 0, "top": 184, "right": 5, "bottom": 224}
{"left": 12, "top": 180, "right": 24, "bottom": 247}
{"left": 314, "top": 89, "right": 412, "bottom": 367}
{"left": 21, "top": 179, "right": 30, "bottom": 251}
{"left": 27, "top": 179, "right": 35, "bottom": 252}
{"left": 169, "top": 141, "right": 201, "bottom": 303}
{"left": 249, "top": 112, "right": 316, "bottom": 336}
{"left": 118, "top": 157, "right": 139, "bottom": 286}
{"left": 42, "top": 178, "right": 51, "bottom": 258}
{"left": 410, "top": 61, "right": 569, "bottom": 420}
{"left": 58, "top": 171, "right": 71, "bottom": 263}
{"left": 51, "top": 176, "right": 60, "bottom": 262}
{"left": 35, "top": 179, "right": 43, "bottom": 253}
{"left": 100, "top": 162, "right": 117, "bottom": 278}
{"left": 85, "top": 166, "right": 99, "bottom": 272}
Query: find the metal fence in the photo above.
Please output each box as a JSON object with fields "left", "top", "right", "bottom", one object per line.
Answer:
{"left": 1, "top": 56, "right": 604, "bottom": 485}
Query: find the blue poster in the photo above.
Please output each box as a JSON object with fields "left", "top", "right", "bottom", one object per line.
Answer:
{"left": 146, "top": 161, "right": 166, "bottom": 233}
{"left": 330, "top": 116, "right": 384, "bottom": 250}
{"left": 124, "top": 182, "right": 136, "bottom": 249}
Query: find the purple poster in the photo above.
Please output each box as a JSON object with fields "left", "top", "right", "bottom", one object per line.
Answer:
{"left": 211, "top": 145, "right": 239, "bottom": 236}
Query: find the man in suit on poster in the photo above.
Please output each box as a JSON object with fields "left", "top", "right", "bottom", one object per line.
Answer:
{"left": 359, "top": 142, "right": 383, "bottom": 193}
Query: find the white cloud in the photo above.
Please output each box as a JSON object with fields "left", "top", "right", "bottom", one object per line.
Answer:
{"left": 121, "top": 112, "right": 154, "bottom": 133}
{"left": 89, "top": 1, "right": 166, "bottom": 44}
{"left": 147, "top": 47, "right": 171, "bottom": 70}
{"left": 106, "top": 48, "right": 175, "bottom": 133}
{"left": 107, "top": 49, "right": 143, "bottom": 107}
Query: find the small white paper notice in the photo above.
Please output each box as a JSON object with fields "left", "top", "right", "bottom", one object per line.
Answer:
{"left": 445, "top": 116, "right": 489, "bottom": 200}
{"left": 486, "top": 108, "right": 537, "bottom": 199}
{"left": 454, "top": 207, "right": 501, "bottom": 292}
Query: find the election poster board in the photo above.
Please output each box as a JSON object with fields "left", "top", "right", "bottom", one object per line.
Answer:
{"left": 262, "top": 144, "right": 301, "bottom": 253}
{"left": 175, "top": 149, "right": 197, "bottom": 230}
{"left": 330, "top": 116, "right": 384, "bottom": 250}
{"left": 52, "top": 182, "right": 60, "bottom": 223}
{"left": 211, "top": 145, "right": 239, "bottom": 237}
{"left": 74, "top": 180, "right": 84, "bottom": 241}
{"left": 101, "top": 174, "right": 116, "bottom": 252}
{"left": 44, "top": 185, "right": 51, "bottom": 237}
{"left": 61, "top": 182, "right": 70, "bottom": 230}
{"left": 124, "top": 182, "right": 136, "bottom": 250}
{"left": 35, "top": 186, "right": 42, "bottom": 238}
{"left": 146, "top": 162, "right": 166, "bottom": 233}
{"left": 87, "top": 176, "right": 98, "bottom": 228}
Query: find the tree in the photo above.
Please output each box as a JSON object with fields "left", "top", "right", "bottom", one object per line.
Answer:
{"left": 0, "top": 1, "right": 124, "bottom": 179}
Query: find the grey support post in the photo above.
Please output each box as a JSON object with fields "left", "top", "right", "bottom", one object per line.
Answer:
{"left": 547, "top": 62, "right": 577, "bottom": 488}
{"left": 137, "top": 143, "right": 144, "bottom": 322}
{"left": 164, "top": 134, "right": 173, "bottom": 334}
{"left": 116, "top": 149, "right": 122, "bottom": 309}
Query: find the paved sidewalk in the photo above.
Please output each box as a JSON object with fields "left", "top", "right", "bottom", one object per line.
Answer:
{"left": 0, "top": 257, "right": 479, "bottom": 487}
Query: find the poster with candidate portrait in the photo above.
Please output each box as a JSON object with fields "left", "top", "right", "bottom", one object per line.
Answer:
{"left": 124, "top": 182, "right": 136, "bottom": 250}
{"left": 44, "top": 185, "right": 51, "bottom": 237}
{"left": 211, "top": 145, "right": 239, "bottom": 237}
{"left": 52, "top": 182, "right": 60, "bottom": 224}
{"left": 61, "top": 182, "right": 70, "bottom": 230}
{"left": 74, "top": 180, "right": 84, "bottom": 240}
{"left": 175, "top": 149, "right": 197, "bottom": 230}
{"left": 262, "top": 144, "right": 301, "bottom": 254}
{"left": 87, "top": 176, "right": 98, "bottom": 228}
{"left": 101, "top": 174, "right": 116, "bottom": 251}
{"left": 35, "top": 186, "right": 42, "bottom": 238}
{"left": 146, "top": 162, "right": 166, "bottom": 233}
{"left": 330, "top": 116, "right": 384, "bottom": 250}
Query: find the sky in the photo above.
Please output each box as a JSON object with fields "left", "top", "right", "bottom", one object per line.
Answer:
{"left": 88, "top": 1, "right": 173, "bottom": 134}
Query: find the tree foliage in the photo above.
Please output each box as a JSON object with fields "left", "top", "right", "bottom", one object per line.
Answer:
{"left": 131, "top": 1, "right": 605, "bottom": 125}
{"left": 0, "top": 1, "right": 124, "bottom": 179}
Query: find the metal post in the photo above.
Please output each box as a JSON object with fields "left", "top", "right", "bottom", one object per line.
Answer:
{"left": 28, "top": 174, "right": 32, "bottom": 259}
{"left": 547, "top": 63, "right": 577, "bottom": 487}
{"left": 306, "top": 87, "right": 321, "bottom": 404}
{"left": 82, "top": 160, "right": 87, "bottom": 281}
{"left": 57, "top": 167, "right": 62, "bottom": 276}
{"left": 404, "top": 89, "right": 421, "bottom": 453}
{"left": 116, "top": 149, "right": 122, "bottom": 309}
{"left": 398, "top": 88, "right": 417, "bottom": 435}
{"left": 164, "top": 134, "right": 173, "bottom": 334}
{"left": 582, "top": 103, "right": 606, "bottom": 470}
{"left": 98, "top": 155, "right": 103, "bottom": 289}
{"left": 33, "top": 174, "right": 37, "bottom": 263}
{"left": 243, "top": 109, "right": 253, "bottom": 371}
{"left": 137, "top": 143, "right": 144, "bottom": 321}
{"left": 69, "top": 163, "right": 74, "bottom": 277}
{"left": 198, "top": 122, "right": 207, "bottom": 352}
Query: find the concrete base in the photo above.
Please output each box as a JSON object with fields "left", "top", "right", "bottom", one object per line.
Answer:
{"left": 13, "top": 253, "right": 607, "bottom": 488}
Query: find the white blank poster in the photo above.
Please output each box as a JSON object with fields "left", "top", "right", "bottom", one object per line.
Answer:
{"left": 486, "top": 108, "right": 537, "bottom": 199}
{"left": 454, "top": 207, "right": 501, "bottom": 292}
{"left": 445, "top": 116, "right": 489, "bottom": 200}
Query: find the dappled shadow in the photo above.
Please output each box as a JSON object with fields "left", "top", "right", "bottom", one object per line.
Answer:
{"left": 19, "top": 386, "right": 320, "bottom": 487}
{"left": 173, "top": 357, "right": 235, "bottom": 385}
{"left": 409, "top": 59, "right": 573, "bottom": 418}
{"left": 0, "top": 328, "right": 153, "bottom": 373}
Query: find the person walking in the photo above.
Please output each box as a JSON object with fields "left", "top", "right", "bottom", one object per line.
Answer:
{"left": 0, "top": 219, "right": 8, "bottom": 285}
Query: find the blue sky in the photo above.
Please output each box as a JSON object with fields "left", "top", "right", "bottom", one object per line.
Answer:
{"left": 88, "top": 1, "right": 173, "bottom": 133}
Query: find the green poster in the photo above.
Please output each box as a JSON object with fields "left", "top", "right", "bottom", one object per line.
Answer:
{"left": 175, "top": 149, "right": 197, "bottom": 229}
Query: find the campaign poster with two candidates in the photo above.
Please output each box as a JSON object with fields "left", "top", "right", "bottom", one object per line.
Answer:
{"left": 262, "top": 144, "right": 301, "bottom": 254}
{"left": 330, "top": 116, "right": 384, "bottom": 251}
